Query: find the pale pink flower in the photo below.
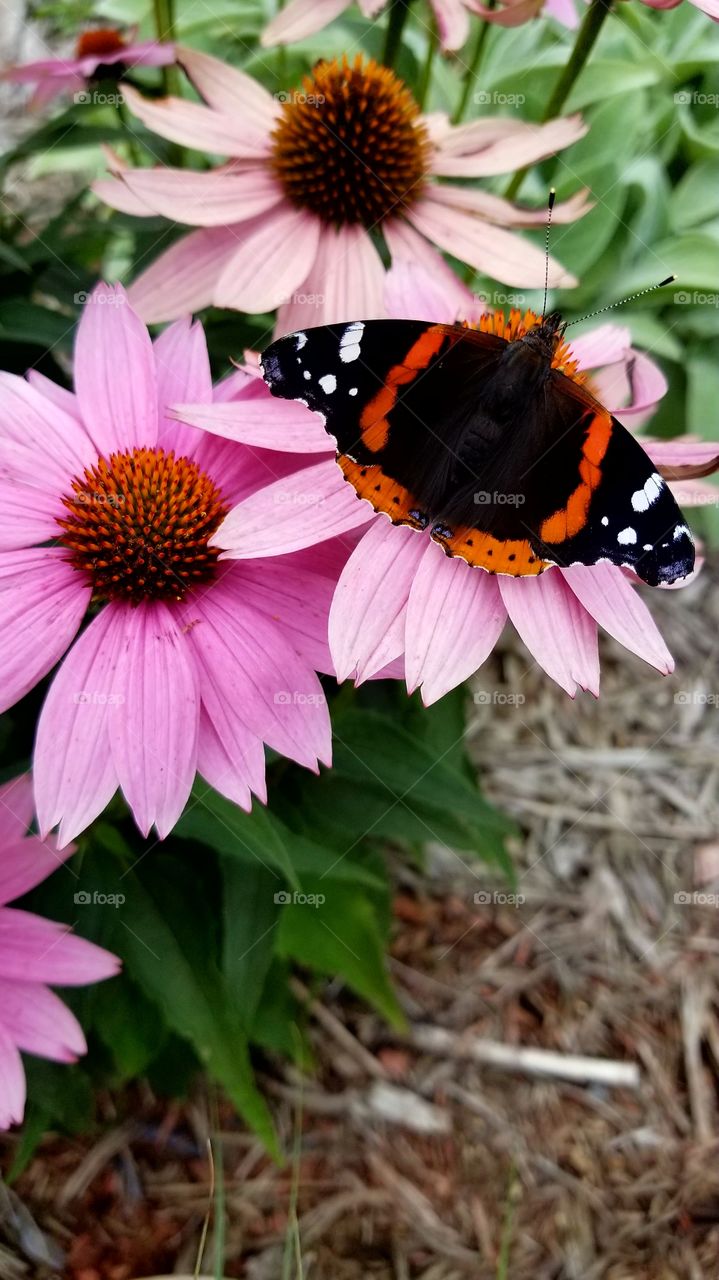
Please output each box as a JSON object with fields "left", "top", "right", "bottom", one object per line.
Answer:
{"left": 639, "top": 0, "right": 718, "bottom": 17}
{"left": 93, "top": 48, "right": 590, "bottom": 331}
{"left": 0, "top": 284, "right": 340, "bottom": 846}
{"left": 261, "top": 0, "right": 577, "bottom": 50}
{"left": 219, "top": 269, "right": 714, "bottom": 701}
{"left": 2, "top": 28, "right": 175, "bottom": 109}
{"left": 0, "top": 774, "right": 119, "bottom": 1129}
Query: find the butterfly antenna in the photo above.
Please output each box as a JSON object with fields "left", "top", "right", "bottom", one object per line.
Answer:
{"left": 564, "top": 276, "right": 676, "bottom": 327}
{"left": 541, "top": 188, "right": 555, "bottom": 322}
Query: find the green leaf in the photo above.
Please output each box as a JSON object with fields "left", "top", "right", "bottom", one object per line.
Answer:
{"left": 670, "top": 159, "right": 719, "bottom": 231}
{"left": 0, "top": 301, "right": 73, "bottom": 348}
{"left": 175, "top": 784, "right": 301, "bottom": 890}
{"left": 276, "top": 877, "right": 404, "bottom": 1026}
{"left": 93, "top": 976, "right": 167, "bottom": 1078}
{"left": 221, "top": 861, "right": 280, "bottom": 1029}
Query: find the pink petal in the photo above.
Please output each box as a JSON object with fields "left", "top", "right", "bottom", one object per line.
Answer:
{"left": 0, "top": 908, "right": 120, "bottom": 984}
{"left": 431, "top": 115, "right": 587, "bottom": 177}
{"left": 177, "top": 45, "right": 279, "bottom": 133}
{"left": 667, "top": 479, "right": 718, "bottom": 508}
{"left": 689, "top": 0, "right": 719, "bottom": 17}
{"left": 407, "top": 195, "right": 576, "bottom": 287}
{"left": 0, "top": 1023, "right": 25, "bottom": 1129}
{"left": 120, "top": 167, "right": 283, "bottom": 227}
{"left": 212, "top": 365, "right": 256, "bottom": 402}
{"left": 0, "top": 980, "right": 87, "bottom": 1062}
{"left": 93, "top": 174, "right": 159, "bottom": 217}
{"left": 0, "top": 836, "right": 73, "bottom": 908}
{"left": 0, "top": 473, "right": 63, "bottom": 551}
{"left": 195, "top": 709, "right": 263, "bottom": 811}
{"left": 26, "top": 370, "right": 82, "bottom": 421}
{"left": 108, "top": 603, "right": 199, "bottom": 839}
{"left": 172, "top": 398, "right": 330, "bottom": 453}
{"left": 236, "top": 554, "right": 341, "bottom": 674}
{"left": 0, "top": 775, "right": 34, "bottom": 844}
{"left": 275, "top": 222, "right": 385, "bottom": 336}
{"left": 0, "top": 371, "right": 94, "bottom": 483}
{"left": 561, "top": 564, "right": 673, "bottom": 674}
{"left": 33, "top": 605, "right": 125, "bottom": 847}
{"left": 128, "top": 228, "right": 243, "bottom": 325}
{"left": 544, "top": 0, "right": 580, "bottom": 25}
{"left": 617, "top": 351, "right": 668, "bottom": 423}
{"left": 214, "top": 206, "right": 321, "bottom": 312}
{"left": 405, "top": 544, "right": 507, "bottom": 703}
{"left": 644, "top": 439, "right": 719, "bottom": 468}
{"left": 499, "top": 571, "right": 600, "bottom": 696}
{"left": 216, "top": 459, "right": 370, "bottom": 558}
{"left": 0, "top": 549, "right": 90, "bottom": 715}
{"left": 430, "top": 0, "right": 470, "bottom": 48}
{"left": 383, "top": 217, "right": 478, "bottom": 321}
{"left": 568, "top": 323, "right": 631, "bottom": 371}
{"left": 424, "top": 182, "right": 592, "bottom": 227}
{"left": 180, "top": 580, "right": 331, "bottom": 769}
{"left": 153, "top": 317, "right": 213, "bottom": 456}
{"left": 329, "top": 522, "right": 426, "bottom": 683}
{"left": 262, "top": 0, "right": 352, "bottom": 45}
{"left": 122, "top": 83, "right": 268, "bottom": 159}
{"left": 74, "top": 283, "right": 158, "bottom": 453}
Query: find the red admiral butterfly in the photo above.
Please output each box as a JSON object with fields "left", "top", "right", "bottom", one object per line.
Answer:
{"left": 261, "top": 308, "right": 695, "bottom": 587}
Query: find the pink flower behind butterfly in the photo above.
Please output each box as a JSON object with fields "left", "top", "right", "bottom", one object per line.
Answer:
{"left": 0, "top": 774, "right": 119, "bottom": 1129}
{"left": 3, "top": 28, "right": 175, "bottom": 109}
{"left": 0, "top": 284, "right": 340, "bottom": 846}
{"left": 93, "top": 48, "right": 590, "bottom": 332}
{"left": 216, "top": 266, "right": 716, "bottom": 700}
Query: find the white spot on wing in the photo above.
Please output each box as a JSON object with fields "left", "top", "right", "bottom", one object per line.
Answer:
{"left": 349, "top": 387, "right": 358, "bottom": 396}
{"left": 601, "top": 516, "right": 609, "bottom": 527}
{"left": 673, "top": 523, "right": 691, "bottom": 541}
{"left": 295, "top": 332, "right": 307, "bottom": 350}
{"left": 318, "top": 374, "right": 337, "bottom": 394}
{"left": 631, "top": 472, "right": 664, "bottom": 512}
{"left": 303, "top": 370, "right": 311, "bottom": 380}
{"left": 339, "top": 321, "right": 364, "bottom": 364}
{"left": 617, "top": 526, "right": 637, "bottom": 545}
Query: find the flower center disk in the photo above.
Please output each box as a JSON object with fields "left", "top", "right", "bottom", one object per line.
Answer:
{"left": 270, "top": 54, "right": 431, "bottom": 228}
{"left": 75, "top": 28, "right": 127, "bottom": 59}
{"left": 58, "top": 447, "right": 229, "bottom": 605}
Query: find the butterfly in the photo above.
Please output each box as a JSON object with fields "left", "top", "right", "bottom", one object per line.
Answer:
{"left": 260, "top": 311, "right": 695, "bottom": 586}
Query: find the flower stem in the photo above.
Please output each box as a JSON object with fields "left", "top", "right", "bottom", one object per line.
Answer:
{"left": 417, "top": 20, "right": 438, "bottom": 109}
{"left": 153, "top": 0, "right": 181, "bottom": 98}
{"left": 504, "top": 0, "right": 613, "bottom": 199}
{"left": 452, "top": 5, "right": 495, "bottom": 125}
{"left": 383, "top": 0, "right": 413, "bottom": 70}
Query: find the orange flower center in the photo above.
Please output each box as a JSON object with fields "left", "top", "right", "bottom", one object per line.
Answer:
{"left": 58, "top": 448, "right": 229, "bottom": 605}
{"left": 471, "top": 308, "right": 592, "bottom": 389}
{"left": 75, "top": 29, "right": 127, "bottom": 59}
{"left": 270, "top": 55, "right": 431, "bottom": 228}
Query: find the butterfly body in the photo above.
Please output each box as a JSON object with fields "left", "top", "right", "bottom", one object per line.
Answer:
{"left": 261, "top": 314, "right": 694, "bottom": 586}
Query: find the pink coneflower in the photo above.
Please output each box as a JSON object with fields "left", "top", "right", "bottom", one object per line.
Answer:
{"left": 640, "top": 0, "right": 717, "bottom": 16}
{"left": 93, "top": 48, "right": 589, "bottom": 331}
{"left": 261, "top": 0, "right": 576, "bottom": 50}
{"left": 0, "top": 774, "right": 119, "bottom": 1129}
{"left": 0, "top": 283, "right": 340, "bottom": 846}
{"left": 3, "top": 28, "right": 176, "bottom": 109}
{"left": 218, "top": 276, "right": 715, "bottom": 701}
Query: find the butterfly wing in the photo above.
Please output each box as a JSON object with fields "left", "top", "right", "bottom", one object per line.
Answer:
{"left": 261, "top": 322, "right": 694, "bottom": 586}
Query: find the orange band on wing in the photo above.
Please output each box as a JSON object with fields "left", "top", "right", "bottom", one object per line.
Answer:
{"left": 337, "top": 454, "right": 427, "bottom": 528}
{"left": 359, "top": 325, "right": 447, "bottom": 453}
{"left": 539, "top": 410, "right": 612, "bottom": 544}
{"left": 431, "top": 525, "right": 550, "bottom": 575}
